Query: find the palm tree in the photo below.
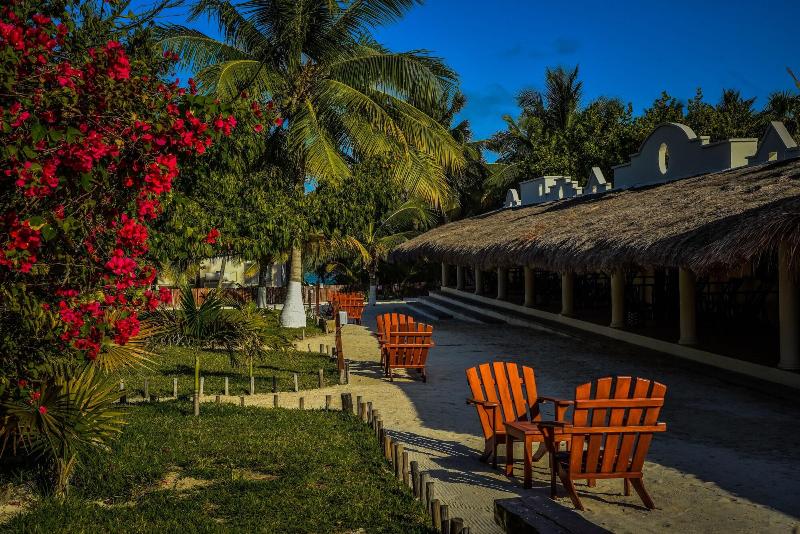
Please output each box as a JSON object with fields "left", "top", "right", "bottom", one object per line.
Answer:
{"left": 337, "top": 199, "right": 434, "bottom": 305}
{"left": 159, "top": 0, "right": 463, "bottom": 327}
{"left": 485, "top": 66, "right": 582, "bottom": 202}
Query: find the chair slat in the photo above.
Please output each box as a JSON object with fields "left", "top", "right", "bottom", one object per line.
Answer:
{"left": 600, "top": 376, "right": 632, "bottom": 473}
{"left": 521, "top": 366, "right": 540, "bottom": 421}
{"left": 569, "top": 382, "right": 592, "bottom": 475}
{"left": 614, "top": 378, "right": 651, "bottom": 472}
{"left": 584, "top": 377, "right": 612, "bottom": 475}
{"left": 629, "top": 381, "right": 667, "bottom": 473}
{"left": 478, "top": 363, "right": 504, "bottom": 428}
{"left": 505, "top": 363, "right": 528, "bottom": 422}
{"left": 492, "top": 362, "right": 518, "bottom": 424}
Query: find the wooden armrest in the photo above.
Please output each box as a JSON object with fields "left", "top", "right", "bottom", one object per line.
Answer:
{"left": 537, "top": 396, "right": 573, "bottom": 406}
{"left": 466, "top": 397, "right": 498, "bottom": 408}
{"left": 535, "top": 420, "right": 572, "bottom": 428}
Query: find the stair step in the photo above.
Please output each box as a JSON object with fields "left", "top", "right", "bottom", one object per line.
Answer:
{"left": 425, "top": 293, "right": 506, "bottom": 324}
{"left": 406, "top": 300, "right": 452, "bottom": 320}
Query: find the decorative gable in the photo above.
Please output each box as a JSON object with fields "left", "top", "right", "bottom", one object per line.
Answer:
{"left": 612, "top": 122, "right": 757, "bottom": 189}
{"left": 585, "top": 167, "right": 611, "bottom": 194}
{"left": 747, "top": 121, "right": 800, "bottom": 165}
{"left": 504, "top": 188, "right": 521, "bottom": 208}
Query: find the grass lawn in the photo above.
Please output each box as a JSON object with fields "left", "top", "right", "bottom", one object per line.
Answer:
{"left": 114, "top": 345, "right": 339, "bottom": 399}
{"left": 1, "top": 402, "right": 434, "bottom": 533}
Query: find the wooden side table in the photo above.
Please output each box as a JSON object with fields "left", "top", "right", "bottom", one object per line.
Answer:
{"left": 505, "top": 421, "right": 570, "bottom": 489}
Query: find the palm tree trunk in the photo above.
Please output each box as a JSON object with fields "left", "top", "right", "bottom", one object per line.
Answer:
{"left": 280, "top": 244, "right": 306, "bottom": 327}
{"left": 369, "top": 266, "right": 378, "bottom": 306}
{"left": 216, "top": 257, "right": 227, "bottom": 289}
{"left": 257, "top": 258, "right": 268, "bottom": 308}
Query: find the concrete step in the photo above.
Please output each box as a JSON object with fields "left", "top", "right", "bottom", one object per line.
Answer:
{"left": 425, "top": 293, "right": 506, "bottom": 324}
{"left": 406, "top": 300, "right": 452, "bottom": 321}
{"left": 429, "top": 291, "right": 566, "bottom": 335}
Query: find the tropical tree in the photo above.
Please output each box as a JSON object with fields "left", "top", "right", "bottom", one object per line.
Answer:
{"left": 160, "top": 0, "right": 464, "bottom": 327}
{"left": 338, "top": 199, "right": 434, "bottom": 305}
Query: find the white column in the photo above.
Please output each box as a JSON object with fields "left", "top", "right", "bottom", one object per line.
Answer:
{"left": 524, "top": 267, "right": 535, "bottom": 307}
{"left": 474, "top": 268, "right": 483, "bottom": 295}
{"left": 440, "top": 262, "right": 449, "bottom": 288}
{"left": 779, "top": 242, "right": 800, "bottom": 369}
{"left": 456, "top": 265, "right": 465, "bottom": 290}
{"left": 610, "top": 270, "right": 625, "bottom": 328}
{"left": 561, "top": 272, "right": 574, "bottom": 316}
{"left": 496, "top": 268, "right": 508, "bottom": 300}
{"left": 678, "top": 268, "right": 697, "bottom": 345}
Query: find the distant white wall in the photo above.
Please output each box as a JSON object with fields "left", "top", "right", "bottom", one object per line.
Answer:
{"left": 612, "top": 123, "right": 758, "bottom": 189}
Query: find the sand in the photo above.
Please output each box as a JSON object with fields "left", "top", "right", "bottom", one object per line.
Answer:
{"left": 253, "top": 301, "right": 800, "bottom": 533}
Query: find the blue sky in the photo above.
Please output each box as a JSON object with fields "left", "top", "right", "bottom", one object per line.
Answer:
{"left": 142, "top": 0, "right": 800, "bottom": 147}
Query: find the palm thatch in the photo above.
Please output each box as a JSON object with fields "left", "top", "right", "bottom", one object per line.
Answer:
{"left": 391, "top": 157, "right": 800, "bottom": 274}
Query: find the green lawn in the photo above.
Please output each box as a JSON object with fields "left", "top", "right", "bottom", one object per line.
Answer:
{"left": 113, "top": 345, "right": 339, "bottom": 398}
{"left": 1, "top": 402, "right": 434, "bottom": 533}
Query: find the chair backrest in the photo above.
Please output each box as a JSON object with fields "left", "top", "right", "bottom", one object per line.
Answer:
{"left": 567, "top": 376, "right": 666, "bottom": 478}
{"left": 376, "top": 313, "right": 415, "bottom": 344}
{"left": 465, "top": 362, "right": 540, "bottom": 440}
{"left": 385, "top": 322, "right": 433, "bottom": 367}
{"left": 333, "top": 292, "right": 365, "bottom": 321}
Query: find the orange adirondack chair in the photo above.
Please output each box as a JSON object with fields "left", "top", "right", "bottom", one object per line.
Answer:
{"left": 384, "top": 322, "right": 434, "bottom": 382}
{"left": 332, "top": 292, "right": 365, "bottom": 324}
{"left": 538, "top": 376, "right": 667, "bottom": 510}
{"left": 465, "top": 362, "right": 571, "bottom": 469}
{"left": 375, "top": 313, "right": 416, "bottom": 366}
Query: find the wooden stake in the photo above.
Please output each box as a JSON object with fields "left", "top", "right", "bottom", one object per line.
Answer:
{"left": 431, "top": 499, "right": 442, "bottom": 530}
{"left": 376, "top": 419, "right": 383, "bottom": 442}
{"left": 402, "top": 451, "right": 410, "bottom": 486}
{"left": 293, "top": 373, "right": 299, "bottom": 392}
{"left": 239, "top": 396, "right": 245, "bottom": 407}
{"left": 394, "top": 443, "right": 404, "bottom": 479}
{"left": 319, "top": 343, "right": 325, "bottom": 354}
{"left": 193, "top": 393, "right": 199, "bottom": 417}
{"left": 273, "top": 394, "right": 279, "bottom": 408}
{"left": 318, "top": 368, "right": 324, "bottom": 388}
{"left": 299, "top": 397, "right": 304, "bottom": 410}
{"left": 410, "top": 461, "right": 419, "bottom": 498}
{"left": 367, "top": 402, "right": 373, "bottom": 423}
{"left": 341, "top": 392, "right": 352, "bottom": 414}
{"left": 250, "top": 376, "right": 255, "bottom": 395}
{"left": 359, "top": 403, "right": 368, "bottom": 423}
{"left": 419, "top": 473, "right": 429, "bottom": 504}
{"left": 425, "top": 481, "right": 435, "bottom": 514}
{"left": 384, "top": 435, "right": 393, "bottom": 461}
{"left": 325, "top": 394, "right": 332, "bottom": 411}
{"left": 450, "top": 517, "right": 464, "bottom": 534}
{"left": 272, "top": 375, "right": 277, "bottom": 393}
{"left": 224, "top": 377, "right": 229, "bottom": 396}
{"left": 307, "top": 343, "right": 311, "bottom": 352}
{"left": 173, "top": 378, "right": 178, "bottom": 398}
{"left": 441, "top": 504, "right": 450, "bottom": 534}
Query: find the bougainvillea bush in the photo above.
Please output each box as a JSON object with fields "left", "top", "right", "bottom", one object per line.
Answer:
{"left": 0, "top": 0, "right": 269, "bottom": 492}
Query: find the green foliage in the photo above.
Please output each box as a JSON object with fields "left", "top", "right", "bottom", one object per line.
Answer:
{"left": 0, "top": 364, "right": 126, "bottom": 496}
{"left": 2, "top": 402, "right": 434, "bottom": 533}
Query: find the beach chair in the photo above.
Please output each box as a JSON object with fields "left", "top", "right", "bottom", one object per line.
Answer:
{"left": 334, "top": 292, "right": 365, "bottom": 325}
{"left": 384, "top": 322, "right": 434, "bottom": 382}
{"left": 465, "top": 362, "right": 572, "bottom": 477}
{"left": 538, "top": 376, "right": 667, "bottom": 510}
{"left": 375, "top": 313, "right": 416, "bottom": 366}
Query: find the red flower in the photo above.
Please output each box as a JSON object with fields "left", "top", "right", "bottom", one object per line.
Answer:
{"left": 204, "top": 228, "right": 220, "bottom": 244}
{"left": 38, "top": 405, "right": 47, "bottom": 415}
{"left": 253, "top": 123, "right": 263, "bottom": 133}
{"left": 17, "top": 379, "right": 27, "bottom": 388}
{"left": 274, "top": 117, "right": 284, "bottom": 127}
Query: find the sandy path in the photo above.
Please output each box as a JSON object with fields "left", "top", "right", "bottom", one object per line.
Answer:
{"left": 247, "top": 302, "right": 800, "bottom": 534}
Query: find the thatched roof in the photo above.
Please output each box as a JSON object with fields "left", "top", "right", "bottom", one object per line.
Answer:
{"left": 392, "top": 157, "right": 800, "bottom": 274}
